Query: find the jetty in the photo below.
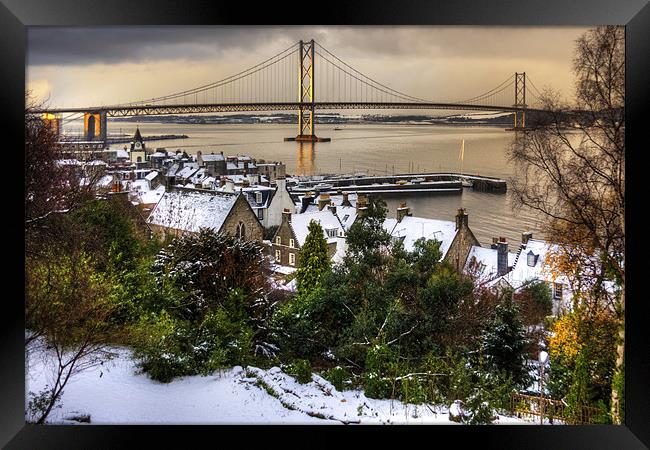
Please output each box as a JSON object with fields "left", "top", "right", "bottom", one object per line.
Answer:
{"left": 287, "top": 172, "right": 506, "bottom": 197}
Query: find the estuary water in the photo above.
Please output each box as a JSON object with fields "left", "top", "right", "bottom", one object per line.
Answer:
{"left": 81, "top": 121, "right": 545, "bottom": 248}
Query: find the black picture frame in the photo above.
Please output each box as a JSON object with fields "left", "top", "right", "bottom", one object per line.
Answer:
{"left": 3, "top": 0, "right": 649, "bottom": 448}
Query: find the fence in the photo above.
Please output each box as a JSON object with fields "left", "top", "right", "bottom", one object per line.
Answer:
{"left": 510, "top": 392, "right": 604, "bottom": 425}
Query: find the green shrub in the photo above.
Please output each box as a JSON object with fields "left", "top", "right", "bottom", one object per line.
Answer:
{"left": 322, "top": 366, "right": 351, "bottom": 392}
{"left": 285, "top": 359, "right": 313, "bottom": 384}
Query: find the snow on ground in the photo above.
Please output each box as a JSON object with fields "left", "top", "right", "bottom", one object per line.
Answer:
{"left": 26, "top": 347, "right": 529, "bottom": 425}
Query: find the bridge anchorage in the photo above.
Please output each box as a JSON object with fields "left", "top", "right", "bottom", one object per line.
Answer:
{"left": 36, "top": 39, "right": 548, "bottom": 142}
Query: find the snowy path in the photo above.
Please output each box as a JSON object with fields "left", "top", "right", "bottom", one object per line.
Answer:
{"left": 26, "top": 347, "right": 528, "bottom": 425}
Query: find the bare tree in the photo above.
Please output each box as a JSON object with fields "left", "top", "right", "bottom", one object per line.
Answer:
{"left": 25, "top": 250, "right": 121, "bottom": 423}
{"left": 508, "top": 26, "right": 624, "bottom": 423}
{"left": 25, "top": 94, "right": 99, "bottom": 251}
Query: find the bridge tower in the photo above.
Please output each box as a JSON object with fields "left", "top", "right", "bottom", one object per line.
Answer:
{"left": 513, "top": 72, "right": 526, "bottom": 130}
{"left": 285, "top": 39, "right": 330, "bottom": 142}
{"left": 83, "top": 111, "right": 107, "bottom": 143}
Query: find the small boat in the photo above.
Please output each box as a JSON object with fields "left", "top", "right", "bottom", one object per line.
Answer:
{"left": 411, "top": 177, "right": 425, "bottom": 184}
{"left": 313, "top": 182, "right": 334, "bottom": 191}
{"left": 334, "top": 126, "right": 343, "bottom": 131}
{"left": 395, "top": 180, "right": 408, "bottom": 186}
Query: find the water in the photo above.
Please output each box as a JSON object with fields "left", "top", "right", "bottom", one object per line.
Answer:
{"left": 68, "top": 121, "right": 544, "bottom": 248}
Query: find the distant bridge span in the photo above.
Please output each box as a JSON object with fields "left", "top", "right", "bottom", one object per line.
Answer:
{"left": 39, "top": 102, "right": 545, "bottom": 117}
{"left": 36, "top": 39, "right": 550, "bottom": 141}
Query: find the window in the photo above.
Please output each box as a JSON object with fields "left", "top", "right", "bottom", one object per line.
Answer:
{"left": 527, "top": 251, "right": 537, "bottom": 267}
{"left": 257, "top": 208, "right": 264, "bottom": 220}
{"left": 256, "top": 192, "right": 263, "bottom": 204}
{"left": 275, "top": 236, "right": 281, "bottom": 245}
{"left": 326, "top": 228, "right": 337, "bottom": 238}
{"left": 275, "top": 250, "right": 281, "bottom": 262}
{"left": 289, "top": 253, "right": 296, "bottom": 266}
{"left": 342, "top": 214, "right": 350, "bottom": 223}
{"left": 237, "top": 222, "right": 246, "bottom": 240}
{"left": 289, "top": 239, "right": 295, "bottom": 248}
{"left": 554, "top": 283, "right": 563, "bottom": 300}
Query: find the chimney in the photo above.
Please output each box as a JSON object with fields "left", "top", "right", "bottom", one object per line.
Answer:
{"left": 224, "top": 178, "right": 235, "bottom": 193}
{"left": 497, "top": 237, "right": 508, "bottom": 276}
{"left": 341, "top": 191, "right": 352, "bottom": 207}
{"left": 356, "top": 193, "right": 368, "bottom": 214}
{"left": 522, "top": 232, "right": 533, "bottom": 246}
{"left": 197, "top": 151, "right": 203, "bottom": 166}
{"left": 318, "top": 193, "right": 331, "bottom": 211}
{"left": 397, "top": 202, "right": 411, "bottom": 222}
{"left": 282, "top": 208, "right": 292, "bottom": 223}
{"left": 491, "top": 237, "right": 499, "bottom": 250}
{"left": 328, "top": 202, "right": 337, "bottom": 216}
{"left": 300, "top": 192, "right": 314, "bottom": 213}
{"left": 455, "top": 208, "right": 468, "bottom": 230}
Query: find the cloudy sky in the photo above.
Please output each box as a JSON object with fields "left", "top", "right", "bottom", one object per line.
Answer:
{"left": 27, "top": 26, "right": 591, "bottom": 109}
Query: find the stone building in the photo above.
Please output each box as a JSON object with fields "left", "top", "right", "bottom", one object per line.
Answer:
{"left": 257, "top": 161, "right": 286, "bottom": 182}
{"left": 146, "top": 187, "right": 263, "bottom": 241}
{"left": 197, "top": 151, "right": 227, "bottom": 176}
{"left": 386, "top": 206, "right": 480, "bottom": 272}
{"left": 271, "top": 208, "right": 344, "bottom": 267}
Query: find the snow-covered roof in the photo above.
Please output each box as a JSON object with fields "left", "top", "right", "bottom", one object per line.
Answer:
{"left": 270, "top": 263, "right": 297, "bottom": 275}
{"left": 189, "top": 168, "right": 207, "bottom": 184}
{"left": 389, "top": 216, "right": 458, "bottom": 256}
{"left": 227, "top": 161, "right": 257, "bottom": 171}
{"left": 139, "top": 185, "right": 166, "bottom": 205}
{"left": 201, "top": 153, "right": 225, "bottom": 162}
{"left": 56, "top": 159, "right": 81, "bottom": 166}
{"left": 116, "top": 149, "right": 129, "bottom": 159}
{"left": 145, "top": 171, "right": 159, "bottom": 181}
{"left": 464, "top": 245, "right": 517, "bottom": 282}
{"left": 495, "top": 239, "right": 569, "bottom": 289}
{"left": 176, "top": 164, "right": 199, "bottom": 180}
{"left": 96, "top": 174, "right": 114, "bottom": 188}
{"left": 147, "top": 189, "right": 239, "bottom": 233}
{"left": 243, "top": 188, "right": 275, "bottom": 209}
{"left": 290, "top": 209, "right": 344, "bottom": 246}
{"left": 335, "top": 206, "right": 358, "bottom": 231}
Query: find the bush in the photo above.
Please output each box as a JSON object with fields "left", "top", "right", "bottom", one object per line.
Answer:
{"left": 285, "top": 359, "right": 313, "bottom": 384}
{"left": 322, "top": 366, "right": 352, "bottom": 392}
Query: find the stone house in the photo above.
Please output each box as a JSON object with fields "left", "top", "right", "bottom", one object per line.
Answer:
{"left": 197, "top": 151, "right": 227, "bottom": 176}
{"left": 271, "top": 208, "right": 345, "bottom": 267}
{"left": 486, "top": 234, "right": 574, "bottom": 316}
{"left": 146, "top": 187, "right": 264, "bottom": 241}
{"left": 256, "top": 161, "right": 286, "bottom": 182}
{"left": 386, "top": 207, "right": 480, "bottom": 272}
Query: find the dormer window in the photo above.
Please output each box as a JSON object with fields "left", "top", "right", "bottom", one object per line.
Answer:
{"left": 527, "top": 250, "right": 538, "bottom": 267}
{"left": 326, "top": 228, "right": 337, "bottom": 238}
{"left": 256, "top": 192, "right": 263, "bottom": 204}
{"left": 275, "top": 236, "right": 281, "bottom": 245}
{"left": 342, "top": 214, "right": 350, "bottom": 222}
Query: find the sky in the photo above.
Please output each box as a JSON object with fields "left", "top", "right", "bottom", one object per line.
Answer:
{"left": 26, "top": 26, "right": 592, "bottom": 111}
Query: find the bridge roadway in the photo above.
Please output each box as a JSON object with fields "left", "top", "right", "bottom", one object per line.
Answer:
{"left": 35, "top": 102, "right": 542, "bottom": 117}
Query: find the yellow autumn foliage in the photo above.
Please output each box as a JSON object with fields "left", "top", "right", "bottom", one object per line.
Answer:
{"left": 549, "top": 313, "right": 581, "bottom": 360}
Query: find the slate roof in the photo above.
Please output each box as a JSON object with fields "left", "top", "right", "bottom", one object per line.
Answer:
{"left": 147, "top": 189, "right": 239, "bottom": 233}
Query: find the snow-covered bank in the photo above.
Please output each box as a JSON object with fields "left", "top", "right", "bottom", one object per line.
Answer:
{"left": 26, "top": 347, "right": 528, "bottom": 425}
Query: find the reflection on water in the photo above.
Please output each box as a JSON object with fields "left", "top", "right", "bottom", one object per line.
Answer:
{"left": 296, "top": 141, "right": 315, "bottom": 176}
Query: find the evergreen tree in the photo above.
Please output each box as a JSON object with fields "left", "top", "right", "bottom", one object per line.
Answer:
{"left": 480, "top": 297, "right": 530, "bottom": 388}
{"left": 295, "top": 220, "right": 330, "bottom": 295}
{"left": 344, "top": 197, "right": 392, "bottom": 268}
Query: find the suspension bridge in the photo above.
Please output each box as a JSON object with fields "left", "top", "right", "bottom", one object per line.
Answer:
{"left": 36, "top": 39, "right": 549, "bottom": 142}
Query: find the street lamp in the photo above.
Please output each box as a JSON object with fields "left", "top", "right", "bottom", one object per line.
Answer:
{"left": 539, "top": 350, "right": 549, "bottom": 425}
